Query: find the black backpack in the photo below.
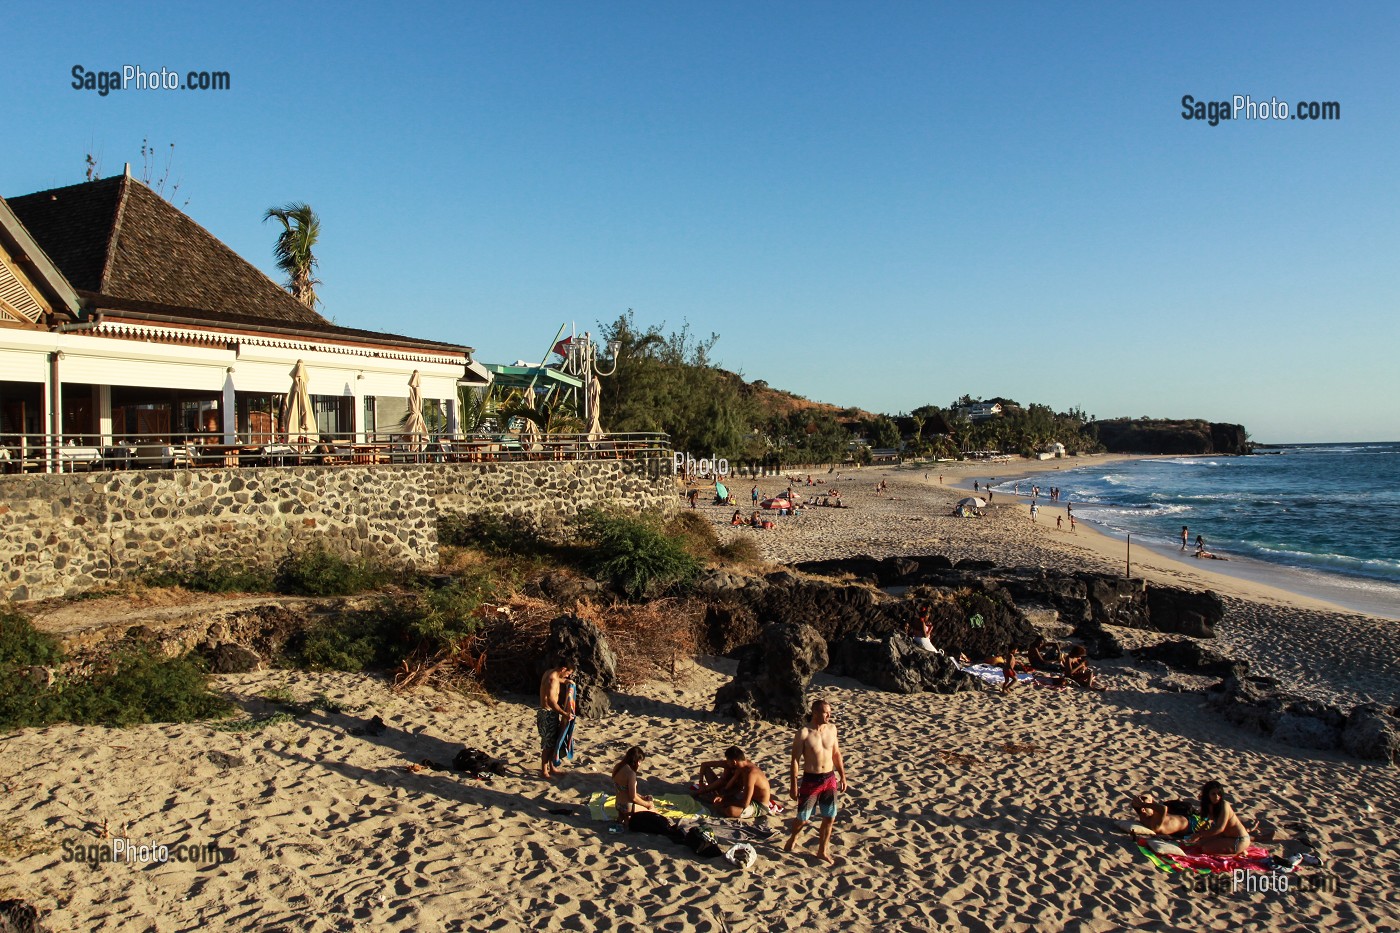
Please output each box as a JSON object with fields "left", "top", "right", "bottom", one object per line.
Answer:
{"left": 684, "top": 826, "right": 722, "bottom": 858}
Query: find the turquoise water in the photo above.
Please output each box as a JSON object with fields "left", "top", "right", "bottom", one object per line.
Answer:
{"left": 990, "top": 443, "right": 1400, "bottom": 617}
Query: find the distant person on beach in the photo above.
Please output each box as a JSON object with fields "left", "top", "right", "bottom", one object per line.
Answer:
{"left": 1181, "top": 526, "right": 1190, "bottom": 551}
{"left": 1185, "top": 781, "right": 1252, "bottom": 855}
{"left": 1069, "top": 513, "right": 1077, "bottom": 533}
{"left": 611, "top": 746, "right": 655, "bottom": 825}
{"left": 1029, "top": 502, "right": 1039, "bottom": 522}
{"left": 687, "top": 488, "right": 699, "bottom": 509}
{"left": 1056, "top": 515, "right": 1063, "bottom": 531}
{"left": 974, "top": 481, "right": 979, "bottom": 492}
{"left": 1029, "top": 637, "right": 1062, "bottom": 670}
{"left": 784, "top": 699, "right": 846, "bottom": 865}
{"left": 1194, "top": 546, "right": 1230, "bottom": 561}
{"left": 731, "top": 510, "right": 744, "bottom": 525}
{"left": 1195, "top": 534, "right": 1205, "bottom": 551}
{"left": 538, "top": 662, "right": 576, "bottom": 779}
{"left": 693, "top": 747, "right": 773, "bottom": 819}
{"left": 752, "top": 486, "right": 760, "bottom": 507}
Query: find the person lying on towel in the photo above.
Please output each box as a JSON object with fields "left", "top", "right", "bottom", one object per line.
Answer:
{"left": 1130, "top": 793, "right": 1207, "bottom": 838}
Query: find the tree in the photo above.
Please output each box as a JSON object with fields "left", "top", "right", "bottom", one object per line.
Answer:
{"left": 263, "top": 203, "right": 322, "bottom": 309}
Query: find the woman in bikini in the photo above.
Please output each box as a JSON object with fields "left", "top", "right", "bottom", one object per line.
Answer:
{"left": 1185, "top": 781, "right": 1251, "bottom": 855}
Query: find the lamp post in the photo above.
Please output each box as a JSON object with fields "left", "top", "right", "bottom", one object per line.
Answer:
{"left": 560, "top": 331, "right": 621, "bottom": 429}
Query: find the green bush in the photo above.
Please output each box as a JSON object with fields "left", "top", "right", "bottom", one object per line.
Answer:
{"left": 289, "top": 568, "right": 499, "bottom": 673}
{"left": 276, "top": 544, "right": 392, "bottom": 597}
{"left": 438, "top": 512, "right": 546, "bottom": 556}
{"left": 0, "top": 609, "right": 63, "bottom": 667}
{"left": 141, "top": 562, "right": 276, "bottom": 593}
{"left": 579, "top": 508, "right": 700, "bottom": 599}
{"left": 0, "top": 612, "right": 232, "bottom": 731}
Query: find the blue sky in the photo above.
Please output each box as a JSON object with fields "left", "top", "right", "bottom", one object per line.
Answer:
{"left": 6, "top": 2, "right": 1398, "bottom": 442}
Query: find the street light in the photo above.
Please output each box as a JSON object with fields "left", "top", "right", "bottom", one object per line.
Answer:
{"left": 560, "top": 332, "right": 622, "bottom": 428}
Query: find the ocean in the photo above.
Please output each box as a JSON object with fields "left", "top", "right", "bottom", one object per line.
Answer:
{"left": 990, "top": 443, "right": 1400, "bottom": 619}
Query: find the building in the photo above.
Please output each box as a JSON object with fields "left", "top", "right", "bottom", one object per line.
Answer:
{"left": 959, "top": 402, "right": 1003, "bottom": 422}
{"left": 1, "top": 172, "right": 489, "bottom": 470}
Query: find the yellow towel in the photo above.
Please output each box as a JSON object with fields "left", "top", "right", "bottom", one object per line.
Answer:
{"left": 587, "top": 791, "right": 704, "bottom": 821}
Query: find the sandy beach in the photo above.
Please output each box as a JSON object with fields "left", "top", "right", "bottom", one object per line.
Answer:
{"left": 3, "top": 461, "right": 1399, "bottom": 932}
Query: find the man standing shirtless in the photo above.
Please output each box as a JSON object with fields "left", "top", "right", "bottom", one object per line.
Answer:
{"left": 783, "top": 699, "right": 846, "bottom": 864}
{"left": 537, "top": 662, "right": 575, "bottom": 779}
{"left": 694, "top": 746, "right": 773, "bottom": 819}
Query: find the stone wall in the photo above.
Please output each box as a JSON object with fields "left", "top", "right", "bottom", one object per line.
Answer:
{"left": 0, "top": 459, "right": 677, "bottom": 601}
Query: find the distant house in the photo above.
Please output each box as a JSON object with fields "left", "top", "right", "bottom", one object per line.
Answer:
{"left": 1, "top": 173, "right": 489, "bottom": 469}
{"left": 960, "top": 402, "right": 1003, "bottom": 422}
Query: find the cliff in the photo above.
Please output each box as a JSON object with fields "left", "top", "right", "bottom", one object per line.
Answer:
{"left": 1091, "top": 419, "right": 1251, "bottom": 455}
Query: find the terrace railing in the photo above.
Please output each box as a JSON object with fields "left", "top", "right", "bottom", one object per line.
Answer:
{"left": 0, "top": 431, "right": 672, "bottom": 474}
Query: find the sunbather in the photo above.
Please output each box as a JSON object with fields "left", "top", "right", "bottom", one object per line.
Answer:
{"left": 693, "top": 746, "right": 773, "bottom": 819}
{"left": 1185, "top": 781, "right": 1252, "bottom": 855}
{"left": 611, "top": 746, "right": 655, "bottom": 825}
{"left": 1062, "top": 645, "right": 1106, "bottom": 690}
{"left": 1130, "top": 793, "right": 1203, "bottom": 837}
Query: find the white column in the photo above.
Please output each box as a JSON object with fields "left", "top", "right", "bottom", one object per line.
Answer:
{"left": 98, "top": 384, "right": 112, "bottom": 445}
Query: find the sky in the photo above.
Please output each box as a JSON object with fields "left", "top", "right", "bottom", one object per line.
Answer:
{"left": 5, "top": 2, "right": 1398, "bottom": 443}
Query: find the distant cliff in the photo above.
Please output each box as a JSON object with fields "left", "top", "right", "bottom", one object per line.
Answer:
{"left": 1090, "top": 419, "right": 1252, "bottom": 455}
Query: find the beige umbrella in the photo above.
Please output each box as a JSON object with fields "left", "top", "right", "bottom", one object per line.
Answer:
{"left": 281, "top": 360, "right": 316, "bottom": 450}
{"left": 402, "top": 370, "right": 428, "bottom": 452}
{"left": 586, "top": 374, "right": 604, "bottom": 441}
{"left": 519, "top": 386, "right": 539, "bottom": 449}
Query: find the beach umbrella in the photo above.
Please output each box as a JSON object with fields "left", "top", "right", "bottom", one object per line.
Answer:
{"left": 402, "top": 370, "right": 428, "bottom": 452}
{"left": 956, "top": 497, "right": 987, "bottom": 509}
{"left": 715, "top": 481, "right": 729, "bottom": 503}
{"left": 519, "top": 386, "right": 539, "bottom": 448}
{"left": 281, "top": 360, "right": 316, "bottom": 450}
{"left": 586, "top": 374, "right": 604, "bottom": 441}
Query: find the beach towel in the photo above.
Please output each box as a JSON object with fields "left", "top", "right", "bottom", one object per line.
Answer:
{"left": 1166, "top": 846, "right": 1272, "bottom": 874}
{"left": 553, "top": 682, "right": 577, "bottom": 768}
{"left": 587, "top": 792, "right": 705, "bottom": 822}
{"left": 959, "top": 664, "right": 1034, "bottom": 687}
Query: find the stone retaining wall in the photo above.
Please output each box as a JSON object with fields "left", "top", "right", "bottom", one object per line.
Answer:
{"left": 0, "top": 459, "right": 678, "bottom": 601}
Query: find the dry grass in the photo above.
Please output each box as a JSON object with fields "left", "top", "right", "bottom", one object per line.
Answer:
{"left": 574, "top": 597, "right": 702, "bottom": 687}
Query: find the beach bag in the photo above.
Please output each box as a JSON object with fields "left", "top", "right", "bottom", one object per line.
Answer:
{"left": 724, "top": 843, "right": 758, "bottom": 870}
{"left": 628, "top": 811, "right": 673, "bottom": 835}
{"left": 685, "top": 826, "right": 722, "bottom": 858}
{"left": 452, "top": 747, "right": 507, "bottom": 775}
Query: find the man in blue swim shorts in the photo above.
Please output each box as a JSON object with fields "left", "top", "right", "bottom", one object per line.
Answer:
{"left": 783, "top": 698, "right": 847, "bottom": 864}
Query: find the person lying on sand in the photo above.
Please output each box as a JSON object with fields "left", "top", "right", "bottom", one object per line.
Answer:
{"left": 1185, "top": 781, "right": 1253, "bottom": 855}
{"left": 1130, "top": 794, "right": 1205, "bottom": 838}
{"left": 1194, "top": 546, "right": 1230, "bottom": 560}
{"left": 611, "top": 746, "right": 655, "bottom": 825}
{"left": 693, "top": 746, "right": 773, "bottom": 819}
{"left": 1061, "top": 645, "right": 1107, "bottom": 691}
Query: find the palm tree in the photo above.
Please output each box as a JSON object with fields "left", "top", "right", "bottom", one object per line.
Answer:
{"left": 263, "top": 203, "right": 322, "bottom": 308}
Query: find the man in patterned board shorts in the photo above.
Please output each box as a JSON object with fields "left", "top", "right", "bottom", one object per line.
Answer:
{"left": 783, "top": 698, "right": 847, "bottom": 864}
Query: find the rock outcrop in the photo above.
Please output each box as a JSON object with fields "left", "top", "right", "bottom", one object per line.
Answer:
{"left": 541, "top": 615, "right": 618, "bottom": 719}
{"left": 826, "top": 633, "right": 975, "bottom": 694}
{"left": 714, "top": 622, "right": 828, "bottom": 724}
{"left": 1209, "top": 675, "right": 1400, "bottom": 761}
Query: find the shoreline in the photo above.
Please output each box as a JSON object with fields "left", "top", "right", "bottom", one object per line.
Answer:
{"left": 957, "top": 456, "right": 1400, "bottom": 621}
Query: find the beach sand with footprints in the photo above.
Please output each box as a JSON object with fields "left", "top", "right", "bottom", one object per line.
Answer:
{"left": 2, "top": 458, "right": 1398, "bottom": 932}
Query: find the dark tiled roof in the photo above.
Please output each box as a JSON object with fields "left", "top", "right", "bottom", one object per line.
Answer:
{"left": 7, "top": 176, "right": 326, "bottom": 327}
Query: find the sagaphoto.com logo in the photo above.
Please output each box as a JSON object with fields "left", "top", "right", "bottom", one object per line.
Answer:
{"left": 1181, "top": 94, "right": 1340, "bottom": 126}
{"left": 72, "top": 64, "right": 230, "bottom": 97}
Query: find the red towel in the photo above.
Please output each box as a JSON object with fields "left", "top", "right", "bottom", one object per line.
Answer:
{"left": 1167, "top": 845, "right": 1271, "bottom": 874}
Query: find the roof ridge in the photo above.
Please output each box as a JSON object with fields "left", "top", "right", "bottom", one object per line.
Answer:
{"left": 97, "top": 174, "right": 131, "bottom": 291}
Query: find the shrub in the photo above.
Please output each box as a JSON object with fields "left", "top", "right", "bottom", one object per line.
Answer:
{"left": 289, "top": 568, "right": 500, "bottom": 673}
{"left": 665, "top": 511, "right": 722, "bottom": 561}
{"left": 714, "top": 535, "right": 761, "bottom": 565}
{"left": 276, "top": 544, "right": 392, "bottom": 596}
{"left": 0, "top": 609, "right": 63, "bottom": 667}
{"left": 438, "top": 512, "right": 546, "bottom": 556}
{"left": 578, "top": 508, "right": 700, "bottom": 599}
{"left": 141, "top": 562, "right": 276, "bottom": 593}
{"left": 0, "top": 612, "right": 232, "bottom": 731}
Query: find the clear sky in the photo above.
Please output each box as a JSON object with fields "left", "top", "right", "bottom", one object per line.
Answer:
{"left": 6, "top": 2, "right": 1398, "bottom": 443}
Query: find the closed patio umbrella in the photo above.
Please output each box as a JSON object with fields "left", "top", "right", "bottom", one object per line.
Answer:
{"left": 518, "top": 386, "right": 539, "bottom": 449}
{"left": 281, "top": 360, "right": 316, "bottom": 451}
{"left": 586, "top": 374, "right": 604, "bottom": 441}
{"left": 403, "top": 370, "right": 428, "bottom": 452}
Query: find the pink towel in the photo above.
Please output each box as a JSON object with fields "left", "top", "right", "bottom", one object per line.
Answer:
{"left": 1167, "top": 845, "right": 1271, "bottom": 874}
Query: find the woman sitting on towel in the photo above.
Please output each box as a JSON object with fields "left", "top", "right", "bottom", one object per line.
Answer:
{"left": 730, "top": 510, "right": 745, "bottom": 525}
{"left": 1061, "top": 645, "right": 1106, "bottom": 691}
{"left": 1185, "top": 781, "right": 1252, "bottom": 855}
{"left": 611, "top": 746, "right": 655, "bottom": 826}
